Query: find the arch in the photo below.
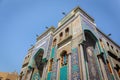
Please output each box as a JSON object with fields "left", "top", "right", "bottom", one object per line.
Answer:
{"left": 65, "top": 27, "right": 69, "bottom": 36}
{"left": 65, "top": 27, "right": 69, "bottom": 33}
{"left": 28, "top": 48, "right": 45, "bottom": 80}
{"left": 59, "top": 32, "right": 63, "bottom": 41}
{"left": 60, "top": 50, "right": 68, "bottom": 67}
{"left": 53, "top": 38, "right": 57, "bottom": 42}
{"left": 107, "top": 42, "right": 109, "bottom": 46}
{"left": 28, "top": 48, "right": 44, "bottom": 69}
{"left": 83, "top": 29, "right": 102, "bottom": 79}
{"left": 60, "top": 50, "right": 67, "bottom": 56}
{"left": 33, "top": 48, "right": 44, "bottom": 58}
{"left": 59, "top": 32, "right": 63, "bottom": 37}
{"left": 99, "top": 39, "right": 104, "bottom": 48}
{"left": 84, "top": 29, "right": 98, "bottom": 41}
{"left": 53, "top": 38, "right": 57, "bottom": 46}
{"left": 59, "top": 50, "right": 68, "bottom": 80}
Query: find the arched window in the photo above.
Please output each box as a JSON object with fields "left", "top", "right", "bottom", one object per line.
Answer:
{"left": 34, "top": 49, "right": 44, "bottom": 77}
{"left": 53, "top": 38, "right": 57, "bottom": 46}
{"left": 60, "top": 50, "right": 68, "bottom": 67}
{"left": 108, "top": 51, "right": 118, "bottom": 60}
{"left": 111, "top": 45, "right": 113, "bottom": 50}
{"left": 65, "top": 28, "right": 69, "bottom": 37}
{"left": 106, "top": 59, "right": 113, "bottom": 73}
{"left": 48, "top": 59, "right": 53, "bottom": 72}
{"left": 116, "top": 49, "right": 119, "bottom": 53}
{"left": 19, "top": 71, "right": 23, "bottom": 80}
{"left": 114, "top": 64, "right": 120, "bottom": 77}
{"left": 107, "top": 42, "right": 109, "bottom": 47}
{"left": 100, "top": 39, "right": 104, "bottom": 48}
{"left": 59, "top": 32, "right": 63, "bottom": 41}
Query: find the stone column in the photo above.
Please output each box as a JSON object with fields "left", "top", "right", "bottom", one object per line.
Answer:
{"left": 42, "top": 63, "right": 47, "bottom": 80}
{"left": 24, "top": 70, "right": 28, "bottom": 80}
{"left": 98, "top": 56, "right": 108, "bottom": 80}
{"left": 80, "top": 44, "right": 86, "bottom": 80}
{"left": 57, "top": 58, "right": 60, "bottom": 80}
{"left": 68, "top": 53, "right": 71, "bottom": 80}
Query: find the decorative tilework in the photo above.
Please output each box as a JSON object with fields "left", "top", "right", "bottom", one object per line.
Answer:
{"left": 50, "top": 47, "right": 55, "bottom": 58}
{"left": 50, "top": 46, "right": 58, "bottom": 80}
{"left": 87, "top": 48, "right": 100, "bottom": 79}
{"left": 51, "top": 61, "right": 58, "bottom": 80}
{"left": 81, "top": 17, "right": 97, "bottom": 38}
{"left": 47, "top": 36, "right": 53, "bottom": 59}
{"left": 47, "top": 72, "right": 52, "bottom": 80}
{"left": 81, "top": 17, "right": 95, "bottom": 31}
{"left": 83, "top": 44, "right": 101, "bottom": 80}
{"left": 104, "top": 64, "right": 113, "bottom": 80}
{"left": 31, "top": 72, "right": 40, "bottom": 80}
{"left": 60, "top": 66, "right": 68, "bottom": 80}
{"left": 82, "top": 30, "right": 103, "bottom": 80}
{"left": 71, "top": 48, "right": 81, "bottom": 80}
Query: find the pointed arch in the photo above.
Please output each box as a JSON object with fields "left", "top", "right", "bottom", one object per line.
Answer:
{"left": 34, "top": 48, "right": 44, "bottom": 58}
{"left": 83, "top": 29, "right": 102, "bottom": 80}
{"left": 28, "top": 48, "right": 44, "bottom": 69}
{"left": 60, "top": 50, "right": 68, "bottom": 67}
{"left": 84, "top": 29, "right": 98, "bottom": 42}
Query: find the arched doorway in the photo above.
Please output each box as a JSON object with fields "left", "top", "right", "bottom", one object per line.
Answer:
{"left": 60, "top": 50, "right": 68, "bottom": 80}
{"left": 30, "top": 48, "right": 45, "bottom": 80}
{"left": 60, "top": 50, "right": 68, "bottom": 67}
{"left": 83, "top": 30, "right": 101, "bottom": 80}
{"left": 34, "top": 48, "right": 44, "bottom": 78}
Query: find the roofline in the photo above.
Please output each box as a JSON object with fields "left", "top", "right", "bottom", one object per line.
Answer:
{"left": 58, "top": 6, "right": 94, "bottom": 26}
{"left": 74, "top": 6, "right": 94, "bottom": 22}
{"left": 28, "top": 46, "right": 34, "bottom": 51}
{"left": 36, "top": 26, "right": 55, "bottom": 41}
{"left": 55, "top": 6, "right": 94, "bottom": 33}
{"left": 97, "top": 28, "right": 120, "bottom": 49}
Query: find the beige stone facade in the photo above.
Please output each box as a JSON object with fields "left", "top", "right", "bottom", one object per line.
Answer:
{"left": 0, "top": 72, "right": 18, "bottom": 80}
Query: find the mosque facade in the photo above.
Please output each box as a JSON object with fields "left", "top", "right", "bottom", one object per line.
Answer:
{"left": 19, "top": 7, "right": 120, "bottom": 80}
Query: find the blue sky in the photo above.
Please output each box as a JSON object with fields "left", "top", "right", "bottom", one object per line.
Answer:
{"left": 0, "top": 0, "right": 120, "bottom": 73}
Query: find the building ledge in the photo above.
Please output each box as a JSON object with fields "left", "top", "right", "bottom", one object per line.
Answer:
{"left": 58, "top": 35, "right": 72, "bottom": 48}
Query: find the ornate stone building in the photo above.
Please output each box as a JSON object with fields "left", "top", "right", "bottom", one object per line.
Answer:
{"left": 19, "top": 6, "right": 120, "bottom": 80}
{"left": 19, "top": 27, "right": 55, "bottom": 80}
{"left": 19, "top": 46, "right": 34, "bottom": 80}
{"left": 0, "top": 72, "right": 18, "bottom": 80}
